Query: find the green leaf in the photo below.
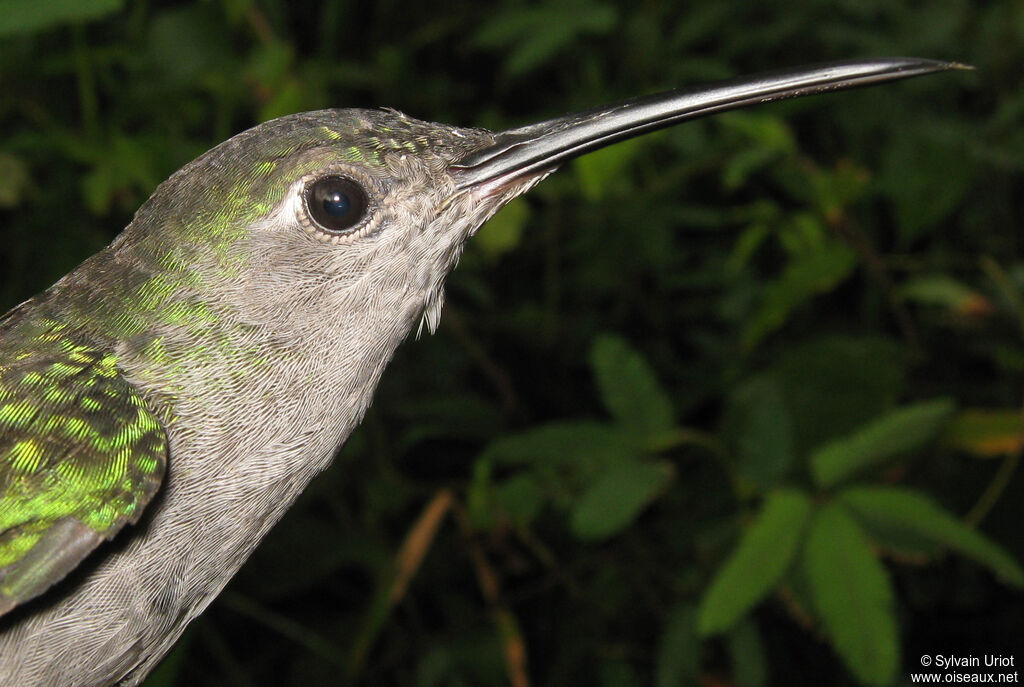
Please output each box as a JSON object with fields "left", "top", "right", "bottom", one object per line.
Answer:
{"left": 942, "top": 408, "right": 1024, "bottom": 458}
{"left": 773, "top": 336, "right": 906, "bottom": 456}
{"left": 569, "top": 459, "right": 674, "bottom": 541}
{"left": 479, "top": 421, "right": 636, "bottom": 468}
{"left": 573, "top": 136, "right": 646, "bottom": 201}
{"left": 810, "top": 398, "right": 956, "bottom": 488}
{"left": 727, "top": 617, "right": 768, "bottom": 687}
{"left": 803, "top": 503, "right": 898, "bottom": 686}
{"left": 776, "top": 211, "right": 828, "bottom": 256}
{"left": 0, "top": 0, "right": 123, "bottom": 36}
{"left": 726, "top": 220, "right": 772, "bottom": 275}
{"left": 258, "top": 79, "right": 307, "bottom": 123}
{"left": 480, "top": 422, "right": 642, "bottom": 513}
{"left": 655, "top": 602, "right": 700, "bottom": 687}
{"left": 881, "top": 134, "right": 973, "bottom": 244}
{"left": 473, "top": 197, "right": 529, "bottom": 259}
{"left": 718, "top": 112, "right": 796, "bottom": 191}
{"left": 395, "top": 393, "right": 502, "bottom": 452}
{"left": 472, "top": 2, "right": 617, "bottom": 76}
{"left": 697, "top": 488, "right": 812, "bottom": 635}
{"left": 80, "top": 135, "right": 162, "bottom": 214}
{"left": 741, "top": 241, "right": 858, "bottom": 350}
{"left": 720, "top": 112, "right": 797, "bottom": 152}
{"left": 147, "top": 5, "right": 232, "bottom": 85}
{"left": 840, "top": 486, "right": 1024, "bottom": 587}
{"left": 0, "top": 152, "right": 30, "bottom": 208}
{"left": 466, "top": 458, "right": 497, "bottom": 530}
{"left": 589, "top": 334, "right": 674, "bottom": 438}
{"left": 805, "top": 160, "right": 871, "bottom": 221}
{"left": 246, "top": 40, "right": 295, "bottom": 89}
{"left": 720, "top": 373, "right": 795, "bottom": 488}
{"left": 722, "top": 146, "right": 784, "bottom": 191}
{"left": 896, "top": 275, "right": 985, "bottom": 311}
{"left": 494, "top": 472, "right": 545, "bottom": 528}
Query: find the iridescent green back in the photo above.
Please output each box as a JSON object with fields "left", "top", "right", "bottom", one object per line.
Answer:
{"left": 0, "top": 309, "right": 167, "bottom": 614}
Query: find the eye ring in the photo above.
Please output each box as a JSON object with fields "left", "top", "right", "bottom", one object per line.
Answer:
{"left": 302, "top": 175, "right": 369, "bottom": 234}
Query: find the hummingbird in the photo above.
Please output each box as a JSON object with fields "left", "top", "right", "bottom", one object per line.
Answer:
{"left": 0, "top": 58, "right": 959, "bottom": 686}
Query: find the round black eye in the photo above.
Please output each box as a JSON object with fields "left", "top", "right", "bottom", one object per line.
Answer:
{"left": 304, "top": 176, "right": 368, "bottom": 233}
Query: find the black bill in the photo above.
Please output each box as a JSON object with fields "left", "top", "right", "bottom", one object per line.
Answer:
{"left": 451, "top": 57, "right": 964, "bottom": 190}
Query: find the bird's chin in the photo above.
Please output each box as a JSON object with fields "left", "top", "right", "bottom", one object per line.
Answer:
{"left": 447, "top": 166, "right": 556, "bottom": 242}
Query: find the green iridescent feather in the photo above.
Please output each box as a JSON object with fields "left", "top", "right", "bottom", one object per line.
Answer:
{"left": 0, "top": 116, "right": 368, "bottom": 617}
{"left": 0, "top": 314, "right": 167, "bottom": 614}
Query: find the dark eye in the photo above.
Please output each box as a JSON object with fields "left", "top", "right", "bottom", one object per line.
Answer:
{"left": 304, "top": 176, "right": 368, "bottom": 233}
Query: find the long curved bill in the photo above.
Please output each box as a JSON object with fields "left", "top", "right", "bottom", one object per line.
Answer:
{"left": 451, "top": 57, "right": 964, "bottom": 191}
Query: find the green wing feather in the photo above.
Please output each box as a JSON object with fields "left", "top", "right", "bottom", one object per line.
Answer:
{"left": 0, "top": 318, "right": 167, "bottom": 615}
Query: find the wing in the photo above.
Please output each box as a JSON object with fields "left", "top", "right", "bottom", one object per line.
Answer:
{"left": 0, "top": 327, "right": 168, "bottom": 616}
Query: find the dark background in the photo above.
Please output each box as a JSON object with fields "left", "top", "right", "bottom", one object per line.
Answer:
{"left": 0, "top": 1, "right": 1022, "bottom": 686}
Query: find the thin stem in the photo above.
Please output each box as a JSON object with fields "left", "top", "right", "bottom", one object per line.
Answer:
{"left": 980, "top": 255, "right": 1024, "bottom": 337}
{"left": 347, "top": 489, "right": 453, "bottom": 677}
{"left": 965, "top": 451, "right": 1021, "bottom": 527}
{"left": 219, "top": 591, "right": 344, "bottom": 666}
{"left": 443, "top": 307, "right": 524, "bottom": 418}
{"left": 71, "top": 24, "right": 99, "bottom": 140}
{"left": 197, "top": 622, "right": 258, "bottom": 687}
{"left": 833, "top": 214, "right": 923, "bottom": 360}
{"left": 452, "top": 499, "right": 532, "bottom": 687}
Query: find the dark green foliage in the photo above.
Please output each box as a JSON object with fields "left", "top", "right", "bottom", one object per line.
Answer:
{"left": 1, "top": 1, "right": 1021, "bottom": 685}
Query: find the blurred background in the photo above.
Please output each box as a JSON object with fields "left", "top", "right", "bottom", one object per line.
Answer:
{"left": 1, "top": 1, "right": 1022, "bottom": 686}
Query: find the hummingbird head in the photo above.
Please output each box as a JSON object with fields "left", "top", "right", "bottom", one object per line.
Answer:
{"left": 76, "top": 107, "right": 564, "bottom": 438}
{"left": 54, "top": 58, "right": 955, "bottom": 435}
{"left": 106, "top": 58, "right": 958, "bottom": 357}
{"left": 114, "top": 108, "right": 529, "bottom": 346}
